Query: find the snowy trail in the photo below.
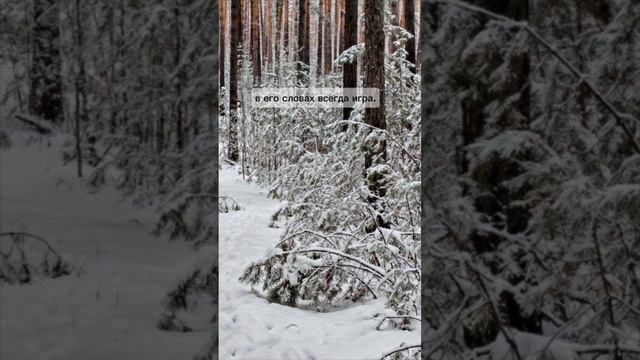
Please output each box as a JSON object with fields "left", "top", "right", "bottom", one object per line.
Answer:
{"left": 0, "top": 135, "right": 208, "bottom": 360}
{"left": 218, "top": 166, "right": 418, "bottom": 360}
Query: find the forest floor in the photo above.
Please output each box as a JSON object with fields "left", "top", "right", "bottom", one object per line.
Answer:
{"left": 218, "top": 166, "right": 419, "bottom": 360}
{"left": 0, "top": 133, "right": 209, "bottom": 360}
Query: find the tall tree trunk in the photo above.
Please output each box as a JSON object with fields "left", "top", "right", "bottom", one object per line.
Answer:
{"left": 338, "top": 0, "right": 344, "bottom": 53}
{"left": 30, "top": 0, "right": 63, "bottom": 123}
{"left": 403, "top": 0, "right": 416, "bottom": 68}
{"left": 118, "top": 0, "right": 128, "bottom": 128}
{"left": 363, "top": 0, "right": 387, "bottom": 231}
{"left": 342, "top": 0, "right": 357, "bottom": 121}
{"left": 318, "top": 0, "right": 324, "bottom": 77}
{"left": 275, "top": 0, "right": 283, "bottom": 67}
{"left": 220, "top": 0, "right": 226, "bottom": 89}
{"left": 389, "top": 0, "right": 400, "bottom": 53}
{"left": 174, "top": 6, "right": 184, "bottom": 150}
{"left": 73, "top": 0, "right": 86, "bottom": 178}
{"left": 274, "top": 0, "right": 284, "bottom": 82}
{"left": 331, "top": 0, "right": 337, "bottom": 67}
{"left": 251, "top": 0, "right": 262, "bottom": 84}
{"left": 282, "top": 0, "right": 289, "bottom": 65}
{"left": 106, "top": 2, "right": 117, "bottom": 134}
{"left": 229, "top": 0, "right": 242, "bottom": 161}
{"left": 297, "top": 0, "right": 310, "bottom": 81}
{"left": 263, "top": 0, "right": 272, "bottom": 72}
{"left": 323, "top": 0, "right": 332, "bottom": 74}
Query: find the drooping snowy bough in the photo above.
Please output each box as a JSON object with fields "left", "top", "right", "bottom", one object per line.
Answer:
{"left": 0, "top": 232, "right": 72, "bottom": 284}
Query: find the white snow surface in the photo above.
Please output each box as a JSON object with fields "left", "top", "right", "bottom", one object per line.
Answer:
{"left": 0, "top": 134, "right": 208, "bottom": 360}
{"left": 218, "top": 166, "right": 419, "bottom": 360}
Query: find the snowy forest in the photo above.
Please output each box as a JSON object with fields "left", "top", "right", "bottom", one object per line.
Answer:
{"left": 2, "top": 0, "right": 639, "bottom": 359}
{"left": 218, "top": 0, "right": 421, "bottom": 359}
{"left": 422, "top": 0, "right": 640, "bottom": 359}
{"left": 1, "top": 0, "right": 218, "bottom": 358}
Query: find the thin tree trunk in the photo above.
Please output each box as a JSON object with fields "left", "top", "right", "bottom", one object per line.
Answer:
{"left": 323, "top": 0, "right": 332, "bottom": 74}
{"left": 282, "top": 0, "right": 289, "bottom": 65}
{"left": 118, "top": 0, "right": 128, "bottom": 128}
{"left": 174, "top": 6, "right": 183, "bottom": 150}
{"left": 275, "top": 0, "right": 283, "bottom": 68}
{"left": 403, "top": 0, "right": 416, "bottom": 68}
{"left": 220, "top": 0, "right": 226, "bottom": 89}
{"left": 73, "top": 0, "right": 84, "bottom": 178}
{"left": 338, "top": 0, "right": 344, "bottom": 53}
{"left": 389, "top": 0, "right": 399, "bottom": 53}
{"left": 342, "top": 0, "right": 357, "bottom": 121}
{"left": 318, "top": 0, "right": 324, "bottom": 77}
{"left": 229, "top": 0, "right": 242, "bottom": 161}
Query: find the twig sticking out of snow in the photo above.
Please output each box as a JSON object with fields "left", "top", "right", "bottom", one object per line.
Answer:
{"left": 14, "top": 115, "right": 53, "bottom": 135}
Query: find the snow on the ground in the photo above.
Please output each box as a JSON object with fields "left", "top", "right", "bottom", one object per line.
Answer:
{"left": 0, "top": 133, "right": 208, "bottom": 360}
{"left": 218, "top": 166, "right": 419, "bottom": 360}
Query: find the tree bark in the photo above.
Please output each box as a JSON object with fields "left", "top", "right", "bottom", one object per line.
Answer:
{"left": 174, "top": 6, "right": 184, "bottom": 150}
{"left": 363, "top": 0, "right": 387, "bottom": 231}
{"left": 73, "top": 0, "right": 85, "bottom": 178}
{"left": 251, "top": 0, "right": 262, "bottom": 84}
{"left": 297, "top": 0, "right": 310, "bottom": 80}
{"left": 318, "top": 0, "right": 324, "bottom": 77}
{"left": 283, "top": 0, "right": 289, "bottom": 61}
{"left": 220, "top": 0, "right": 226, "bottom": 89}
{"left": 323, "top": 0, "right": 332, "bottom": 74}
{"left": 403, "top": 0, "right": 416, "bottom": 68}
{"left": 389, "top": 0, "right": 400, "bottom": 53}
{"left": 229, "top": 0, "right": 242, "bottom": 161}
{"left": 342, "top": 0, "right": 357, "bottom": 121}
{"left": 274, "top": 0, "right": 283, "bottom": 72}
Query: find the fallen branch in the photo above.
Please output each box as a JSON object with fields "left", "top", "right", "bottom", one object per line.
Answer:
{"left": 14, "top": 115, "right": 52, "bottom": 135}
{"left": 376, "top": 315, "right": 420, "bottom": 330}
{"left": 0, "top": 232, "right": 63, "bottom": 258}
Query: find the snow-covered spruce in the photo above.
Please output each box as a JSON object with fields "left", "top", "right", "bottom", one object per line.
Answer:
{"left": 423, "top": 1, "right": 640, "bottom": 358}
